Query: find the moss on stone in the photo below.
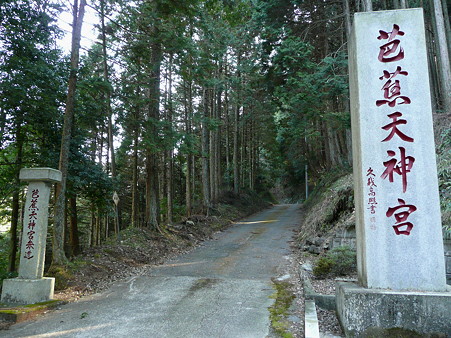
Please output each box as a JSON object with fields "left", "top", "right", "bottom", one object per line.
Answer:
{"left": 47, "top": 265, "right": 73, "bottom": 290}
{"left": 363, "top": 326, "right": 447, "bottom": 338}
{"left": 0, "top": 300, "right": 61, "bottom": 313}
{"left": 268, "top": 280, "right": 295, "bottom": 338}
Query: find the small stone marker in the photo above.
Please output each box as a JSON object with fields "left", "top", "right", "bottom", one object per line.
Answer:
{"left": 349, "top": 8, "right": 446, "bottom": 292}
{"left": 1, "top": 168, "right": 62, "bottom": 304}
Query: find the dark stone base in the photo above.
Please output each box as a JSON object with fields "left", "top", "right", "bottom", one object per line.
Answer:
{"left": 336, "top": 282, "right": 451, "bottom": 337}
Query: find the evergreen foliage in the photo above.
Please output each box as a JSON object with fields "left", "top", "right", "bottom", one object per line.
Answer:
{"left": 0, "top": 0, "right": 448, "bottom": 271}
{"left": 313, "top": 246, "right": 357, "bottom": 278}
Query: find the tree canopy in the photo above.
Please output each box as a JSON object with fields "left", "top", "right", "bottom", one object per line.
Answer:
{"left": 0, "top": 0, "right": 449, "bottom": 267}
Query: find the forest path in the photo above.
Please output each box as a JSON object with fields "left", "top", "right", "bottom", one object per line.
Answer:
{"left": 5, "top": 204, "right": 301, "bottom": 338}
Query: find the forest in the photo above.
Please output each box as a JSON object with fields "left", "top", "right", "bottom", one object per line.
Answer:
{"left": 0, "top": 0, "right": 450, "bottom": 279}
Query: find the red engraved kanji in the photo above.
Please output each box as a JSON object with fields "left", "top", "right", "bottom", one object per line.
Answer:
{"left": 377, "top": 24, "right": 405, "bottom": 63}
{"left": 386, "top": 198, "right": 417, "bottom": 235}
{"left": 27, "top": 230, "right": 35, "bottom": 240}
{"left": 27, "top": 220, "right": 36, "bottom": 230}
{"left": 25, "top": 240, "right": 34, "bottom": 250}
{"left": 31, "top": 189, "right": 39, "bottom": 199}
{"left": 28, "top": 210, "right": 38, "bottom": 220}
{"left": 379, "top": 66, "right": 408, "bottom": 80}
{"left": 24, "top": 251, "right": 34, "bottom": 260}
{"left": 381, "top": 112, "right": 414, "bottom": 142}
{"left": 381, "top": 147, "right": 415, "bottom": 193}
{"left": 376, "top": 96, "right": 411, "bottom": 107}
{"left": 29, "top": 198, "right": 39, "bottom": 210}
{"left": 368, "top": 204, "right": 377, "bottom": 214}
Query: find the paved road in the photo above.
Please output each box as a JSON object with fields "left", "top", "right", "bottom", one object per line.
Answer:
{"left": 4, "top": 204, "right": 301, "bottom": 338}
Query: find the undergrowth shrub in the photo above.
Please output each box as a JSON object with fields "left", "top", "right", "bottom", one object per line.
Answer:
{"left": 313, "top": 246, "right": 356, "bottom": 278}
{"left": 0, "top": 233, "right": 17, "bottom": 287}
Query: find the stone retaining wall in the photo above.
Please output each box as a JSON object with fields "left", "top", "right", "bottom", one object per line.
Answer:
{"left": 332, "top": 227, "right": 451, "bottom": 284}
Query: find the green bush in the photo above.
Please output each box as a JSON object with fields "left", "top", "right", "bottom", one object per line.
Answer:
{"left": 313, "top": 246, "right": 356, "bottom": 278}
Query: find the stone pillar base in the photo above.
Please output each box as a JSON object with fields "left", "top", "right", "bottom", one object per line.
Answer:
{"left": 336, "top": 282, "right": 451, "bottom": 337}
{"left": 1, "top": 277, "right": 55, "bottom": 305}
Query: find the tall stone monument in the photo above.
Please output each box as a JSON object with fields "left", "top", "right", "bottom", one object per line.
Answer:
{"left": 1, "top": 168, "right": 62, "bottom": 304}
{"left": 337, "top": 8, "right": 450, "bottom": 336}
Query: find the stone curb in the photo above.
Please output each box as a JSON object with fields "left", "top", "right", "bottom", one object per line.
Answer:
{"left": 305, "top": 299, "right": 320, "bottom": 338}
{"left": 301, "top": 269, "right": 337, "bottom": 311}
{"left": 0, "top": 300, "right": 65, "bottom": 329}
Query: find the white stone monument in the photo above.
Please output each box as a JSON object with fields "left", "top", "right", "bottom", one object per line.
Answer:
{"left": 336, "top": 8, "right": 450, "bottom": 336}
{"left": 1, "top": 168, "right": 62, "bottom": 304}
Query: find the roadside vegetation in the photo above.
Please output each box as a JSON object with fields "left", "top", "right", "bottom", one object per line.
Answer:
{"left": 1, "top": 191, "right": 270, "bottom": 299}
{"left": 0, "top": 1, "right": 449, "bottom": 319}
{"left": 298, "top": 117, "right": 450, "bottom": 280}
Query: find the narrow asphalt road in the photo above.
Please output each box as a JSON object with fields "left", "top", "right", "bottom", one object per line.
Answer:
{"left": 4, "top": 204, "right": 301, "bottom": 338}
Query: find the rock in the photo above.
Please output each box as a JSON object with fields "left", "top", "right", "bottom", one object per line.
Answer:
{"left": 314, "top": 237, "right": 325, "bottom": 246}
{"left": 301, "top": 263, "right": 313, "bottom": 272}
{"left": 308, "top": 246, "right": 322, "bottom": 254}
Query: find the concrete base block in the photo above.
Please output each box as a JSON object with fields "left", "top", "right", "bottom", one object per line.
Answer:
{"left": 336, "top": 282, "right": 451, "bottom": 337}
{"left": 1, "top": 277, "right": 55, "bottom": 305}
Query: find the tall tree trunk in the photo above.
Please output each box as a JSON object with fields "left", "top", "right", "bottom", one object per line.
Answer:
{"left": 441, "top": 0, "right": 451, "bottom": 59}
{"left": 90, "top": 204, "right": 96, "bottom": 247}
{"left": 131, "top": 84, "right": 141, "bottom": 228}
{"left": 426, "top": 10, "right": 441, "bottom": 111}
{"left": 362, "top": 0, "right": 373, "bottom": 11}
{"left": 52, "top": 0, "right": 86, "bottom": 266}
{"left": 100, "top": 0, "right": 121, "bottom": 232}
{"left": 240, "top": 109, "right": 245, "bottom": 188}
{"left": 145, "top": 31, "right": 162, "bottom": 228}
{"left": 209, "top": 87, "right": 216, "bottom": 206}
{"left": 225, "top": 83, "right": 230, "bottom": 185}
{"left": 100, "top": 0, "right": 116, "bottom": 178}
{"left": 432, "top": 0, "right": 451, "bottom": 112}
{"left": 166, "top": 54, "right": 174, "bottom": 224}
{"left": 233, "top": 54, "right": 241, "bottom": 194}
{"left": 233, "top": 101, "right": 240, "bottom": 194}
{"left": 69, "top": 195, "right": 80, "bottom": 257}
{"left": 184, "top": 77, "right": 193, "bottom": 217}
{"left": 343, "top": 0, "right": 352, "bottom": 41}
{"left": 8, "top": 120, "right": 23, "bottom": 273}
{"left": 215, "top": 74, "right": 222, "bottom": 201}
{"left": 201, "top": 88, "right": 211, "bottom": 214}
{"left": 131, "top": 125, "right": 139, "bottom": 227}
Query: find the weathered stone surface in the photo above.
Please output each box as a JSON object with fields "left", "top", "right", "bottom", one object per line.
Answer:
{"left": 332, "top": 226, "right": 357, "bottom": 249}
{"left": 446, "top": 251, "right": 451, "bottom": 284}
{"left": 1, "top": 278, "right": 55, "bottom": 305}
{"left": 0, "top": 300, "right": 64, "bottom": 326}
{"left": 308, "top": 246, "right": 321, "bottom": 254}
{"left": 19, "top": 168, "right": 62, "bottom": 183}
{"left": 17, "top": 181, "right": 52, "bottom": 280}
{"left": 336, "top": 282, "right": 451, "bottom": 337}
{"left": 313, "top": 237, "right": 325, "bottom": 246}
{"left": 304, "top": 300, "right": 320, "bottom": 338}
{"left": 1, "top": 168, "right": 61, "bottom": 305}
{"left": 301, "top": 262, "right": 313, "bottom": 272}
{"left": 349, "top": 8, "right": 446, "bottom": 291}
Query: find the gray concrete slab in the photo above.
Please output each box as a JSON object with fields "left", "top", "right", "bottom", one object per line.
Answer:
{"left": 2, "top": 204, "right": 301, "bottom": 338}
